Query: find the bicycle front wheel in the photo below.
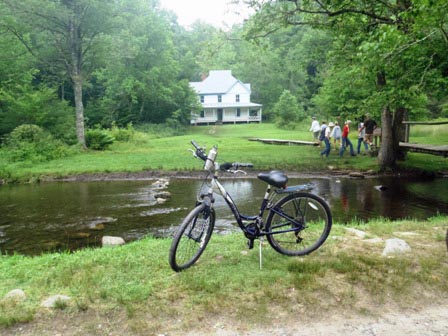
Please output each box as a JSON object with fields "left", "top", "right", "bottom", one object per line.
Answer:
{"left": 169, "top": 203, "right": 215, "bottom": 272}
{"left": 266, "top": 192, "right": 332, "bottom": 256}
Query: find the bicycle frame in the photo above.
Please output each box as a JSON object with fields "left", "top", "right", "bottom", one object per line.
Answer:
{"left": 200, "top": 171, "right": 305, "bottom": 238}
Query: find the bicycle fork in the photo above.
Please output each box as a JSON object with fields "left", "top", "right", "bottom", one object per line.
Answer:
{"left": 186, "top": 196, "right": 214, "bottom": 244}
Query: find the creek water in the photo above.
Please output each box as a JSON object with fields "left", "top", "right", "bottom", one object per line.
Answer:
{"left": 1, "top": 175, "right": 447, "bottom": 255}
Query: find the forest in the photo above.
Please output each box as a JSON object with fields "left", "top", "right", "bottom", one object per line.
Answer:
{"left": 0, "top": 0, "right": 447, "bottom": 169}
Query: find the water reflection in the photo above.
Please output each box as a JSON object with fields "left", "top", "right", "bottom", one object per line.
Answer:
{"left": 0, "top": 175, "right": 447, "bottom": 255}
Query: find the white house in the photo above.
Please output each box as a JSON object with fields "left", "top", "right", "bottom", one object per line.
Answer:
{"left": 190, "top": 70, "right": 262, "bottom": 125}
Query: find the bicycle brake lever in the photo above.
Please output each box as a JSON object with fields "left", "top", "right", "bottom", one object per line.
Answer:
{"left": 234, "top": 170, "right": 247, "bottom": 175}
{"left": 188, "top": 149, "right": 197, "bottom": 158}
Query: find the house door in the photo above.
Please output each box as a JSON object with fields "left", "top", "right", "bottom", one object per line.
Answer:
{"left": 217, "top": 109, "right": 223, "bottom": 121}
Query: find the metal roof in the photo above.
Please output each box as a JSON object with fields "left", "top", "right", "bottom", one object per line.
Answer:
{"left": 190, "top": 70, "right": 251, "bottom": 94}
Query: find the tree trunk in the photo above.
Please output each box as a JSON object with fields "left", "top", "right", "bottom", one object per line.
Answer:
{"left": 378, "top": 106, "right": 396, "bottom": 169}
{"left": 68, "top": 3, "right": 86, "bottom": 147}
{"left": 393, "top": 107, "right": 407, "bottom": 160}
{"left": 73, "top": 74, "right": 85, "bottom": 147}
{"left": 378, "top": 105, "right": 407, "bottom": 169}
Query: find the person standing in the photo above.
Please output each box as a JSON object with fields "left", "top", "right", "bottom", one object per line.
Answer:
{"left": 318, "top": 121, "right": 327, "bottom": 147}
{"left": 339, "top": 120, "right": 356, "bottom": 157}
{"left": 357, "top": 121, "right": 369, "bottom": 154}
{"left": 309, "top": 116, "right": 320, "bottom": 142}
{"left": 362, "top": 114, "right": 377, "bottom": 148}
{"left": 320, "top": 122, "right": 334, "bottom": 157}
{"left": 330, "top": 121, "right": 341, "bottom": 151}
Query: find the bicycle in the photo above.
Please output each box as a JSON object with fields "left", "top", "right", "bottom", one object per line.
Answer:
{"left": 168, "top": 140, "right": 332, "bottom": 272}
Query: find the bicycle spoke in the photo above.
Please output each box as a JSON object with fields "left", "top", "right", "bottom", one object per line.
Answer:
{"left": 169, "top": 205, "right": 215, "bottom": 272}
{"left": 266, "top": 193, "right": 332, "bottom": 256}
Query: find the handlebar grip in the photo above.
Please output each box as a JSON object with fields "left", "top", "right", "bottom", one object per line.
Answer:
{"left": 191, "top": 140, "right": 207, "bottom": 160}
{"left": 191, "top": 140, "right": 200, "bottom": 150}
{"left": 236, "top": 162, "right": 254, "bottom": 168}
{"left": 220, "top": 162, "right": 233, "bottom": 170}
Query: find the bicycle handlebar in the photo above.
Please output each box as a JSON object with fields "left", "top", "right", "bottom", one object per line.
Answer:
{"left": 191, "top": 140, "right": 207, "bottom": 161}
{"left": 190, "top": 140, "right": 253, "bottom": 172}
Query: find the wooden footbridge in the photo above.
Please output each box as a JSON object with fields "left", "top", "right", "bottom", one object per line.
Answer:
{"left": 249, "top": 120, "right": 448, "bottom": 158}
{"left": 248, "top": 138, "right": 319, "bottom": 146}
{"left": 401, "top": 121, "right": 448, "bottom": 157}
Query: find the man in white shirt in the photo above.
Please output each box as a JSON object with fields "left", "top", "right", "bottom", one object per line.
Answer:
{"left": 309, "top": 116, "right": 320, "bottom": 141}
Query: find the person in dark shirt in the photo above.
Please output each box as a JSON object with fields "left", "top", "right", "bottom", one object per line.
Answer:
{"left": 362, "top": 114, "right": 377, "bottom": 147}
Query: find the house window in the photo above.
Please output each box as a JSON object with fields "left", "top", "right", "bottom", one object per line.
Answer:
{"left": 218, "top": 95, "right": 222, "bottom": 103}
{"left": 236, "top": 94, "right": 240, "bottom": 102}
{"left": 250, "top": 110, "right": 258, "bottom": 117}
{"left": 200, "top": 110, "right": 205, "bottom": 118}
{"left": 236, "top": 108, "right": 241, "bottom": 117}
{"left": 200, "top": 95, "right": 204, "bottom": 103}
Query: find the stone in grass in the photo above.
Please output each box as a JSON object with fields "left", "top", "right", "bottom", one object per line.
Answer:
{"left": 102, "top": 236, "right": 125, "bottom": 247}
{"left": 3, "top": 289, "right": 26, "bottom": 302}
{"left": 41, "top": 295, "right": 71, "bottom": 308}
{"left": 382, "top": 238, "right": 411, "bottom": 256}
{"left": 345, "top": 227, "right": 367, "bottom": 239}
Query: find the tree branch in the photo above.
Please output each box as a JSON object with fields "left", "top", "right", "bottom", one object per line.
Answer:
{"left": 383, "top": 31, "right": 436, "bottom": 60}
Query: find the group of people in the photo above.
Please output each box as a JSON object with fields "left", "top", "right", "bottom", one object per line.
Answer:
{"left": 309, "top": 115, "right": 377, "bottom": 158}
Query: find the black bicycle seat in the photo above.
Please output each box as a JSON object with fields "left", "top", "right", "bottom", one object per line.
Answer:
{"left": 257, "top": 171, "right": 288, "bottom": 188}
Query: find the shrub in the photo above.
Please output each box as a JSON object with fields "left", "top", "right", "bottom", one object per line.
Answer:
{"left": 5, "top": 124, "right": 71, "bottom": 162}
{"left": 273, "top": 90, "right": 305, "bottom": 129}
{"left": 85, "top": 129, "right": 115, "bottom": 150}
{"left": 110, "top": 123, "right": 134, "bottom": 142}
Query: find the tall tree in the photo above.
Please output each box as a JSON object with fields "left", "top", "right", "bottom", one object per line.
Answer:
{"left": 1, "top": 0, "right": 116, "bottom": 146}
{"left": 243, "top": 0, "right": 448, "bottom": 169}
{"left": 90, "top": 0, "right": 198, "bottom": 126}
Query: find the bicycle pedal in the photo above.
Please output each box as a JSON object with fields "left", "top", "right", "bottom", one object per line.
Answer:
{"left": 247, "top": 239, "right": 254, "bottom": 249}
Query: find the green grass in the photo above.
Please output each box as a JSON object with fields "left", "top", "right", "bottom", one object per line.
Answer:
{"left": 0, "top": 217, "right": 447, "bottom": 332}
{"left": 0, "top": 121, "right": 446, "bottom": 183}
{"left": 409, "top": 123, "right": 447, "bottom": 145}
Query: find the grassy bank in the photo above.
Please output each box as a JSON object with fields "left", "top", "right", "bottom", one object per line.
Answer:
{"left": 1, "top": 216, "right": 447, "bottom": 333}
{"left": 0, "top": 122, "right": 446, "bottom": 183}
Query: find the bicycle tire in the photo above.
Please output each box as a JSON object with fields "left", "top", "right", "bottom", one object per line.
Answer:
{"left": 169, "top": 203, "right": 215, "bottom": 272}
{"left": 265, "top": 192, "right": 332, "bottom": 256}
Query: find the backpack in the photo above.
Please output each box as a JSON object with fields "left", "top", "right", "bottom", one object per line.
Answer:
{"left": 319, "top": 125, "right": 327, "bottom": 141}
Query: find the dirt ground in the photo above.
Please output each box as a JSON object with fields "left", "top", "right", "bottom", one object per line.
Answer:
{"left": 2, "top": 303, "right": 447, "bottom": 336}
{"left": 189, "top": 304, "right": 448, "bottom": 336}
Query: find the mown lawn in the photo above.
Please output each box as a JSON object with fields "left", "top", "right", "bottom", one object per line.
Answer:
{"left": 0, "top": 122, "right": 446, "bottom": 183}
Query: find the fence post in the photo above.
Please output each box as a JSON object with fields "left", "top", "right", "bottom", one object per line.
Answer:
{"left": 404, "top": 123, "right": 410, "bottom": 143}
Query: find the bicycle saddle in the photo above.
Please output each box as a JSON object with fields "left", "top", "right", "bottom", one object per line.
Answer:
{"left": 257, "top": 171, "right": 288, "bottom": 188}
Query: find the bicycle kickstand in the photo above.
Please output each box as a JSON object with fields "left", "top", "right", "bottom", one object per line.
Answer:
{"left": 259, "top": 237, "right": 263, "bottom": 270}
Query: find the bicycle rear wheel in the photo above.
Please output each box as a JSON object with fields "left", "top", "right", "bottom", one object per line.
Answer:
{"left": 169, "top": 203, "right": 215, "bottom": 272}
{"left": 265, "top": 192, "right": 332, "bottom": 256}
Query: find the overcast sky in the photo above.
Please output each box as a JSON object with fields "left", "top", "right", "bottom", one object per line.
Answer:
{"left": 159, "top": 0, "right": 253, "bottom": 29}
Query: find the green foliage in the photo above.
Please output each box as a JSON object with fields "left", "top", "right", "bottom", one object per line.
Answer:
{"left": 110, "top": 123, "right": 135, "bottom": 142}
{"left": 4, "top": 124, "right": 71, "bottom": 162}
{"left": 8, "top": 124, "right": 45, "bottom": 143}
{"left": 85, "top": 129, "right": 115, "bottom": 150}
{"left": 273, "top": 90, "right": 304, "bottom": 129}
{"left": 0, "top": 71, "right": 75, "bottom": 143}
{"left": 1, "top": 0, "right": 447, "bottom": 169}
